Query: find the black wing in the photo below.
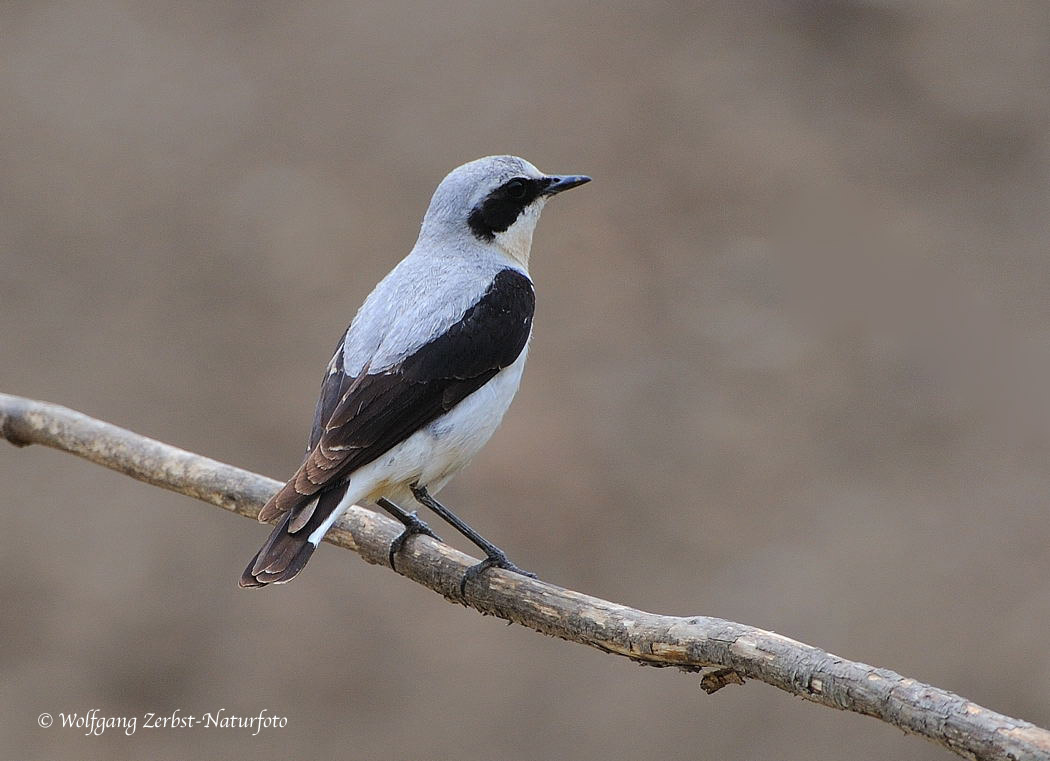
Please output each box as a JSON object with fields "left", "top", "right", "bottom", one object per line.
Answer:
{"left": 258, "top": 268, "right": 535, "bottom": 524}
{"left": 307, "top": 326, "right": 353, "bottom": 453}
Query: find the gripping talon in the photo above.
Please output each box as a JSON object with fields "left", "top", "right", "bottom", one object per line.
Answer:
{"left": 387, "top": 516, "right": 440, "bottom": 570}
{"left": 377, "top": 498, "right": 441, "bottom": 571}
{"left": 459, "top": 552, "right": 535, "bottom": 595}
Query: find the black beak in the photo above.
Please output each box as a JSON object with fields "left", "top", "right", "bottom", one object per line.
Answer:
{"left": 542, "top": 174, "right": 591, "bottom": 195}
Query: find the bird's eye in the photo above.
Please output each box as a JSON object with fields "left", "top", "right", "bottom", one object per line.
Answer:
{"left": 505, "top": 179, "right": 526, "bottom": 199}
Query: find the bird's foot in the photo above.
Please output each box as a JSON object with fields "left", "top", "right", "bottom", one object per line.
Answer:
{"left": 377, "top": 498, "right": 441, "bottom": 571}
{"left": 460, "top": 549, "right": 536, "bottom": 595}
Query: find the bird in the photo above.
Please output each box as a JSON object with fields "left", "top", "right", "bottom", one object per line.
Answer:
{"left": 240, "top": 155, "right": 590, "bottom": 591}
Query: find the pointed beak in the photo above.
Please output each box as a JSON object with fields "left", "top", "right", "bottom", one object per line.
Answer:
{"left": 542, "top": 174, "right": 591, "bottom": 195}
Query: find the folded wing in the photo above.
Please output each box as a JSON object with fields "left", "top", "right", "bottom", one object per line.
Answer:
{"left": 257, "top": 268, "right": 535, "bottom": 529}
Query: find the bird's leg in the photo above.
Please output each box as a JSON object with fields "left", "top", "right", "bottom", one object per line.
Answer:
{"left": 410, "top": 483, "right": 536, "bottom": 594}
{"left": 376, "top": 497, "right": 441, "bottom": 571}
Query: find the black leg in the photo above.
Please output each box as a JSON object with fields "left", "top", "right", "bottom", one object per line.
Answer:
{"left": 410, "top": 484, "right": 535, "bottom": 594}
{"left": 376, "top": 497, "right": 441, "bottom": 571}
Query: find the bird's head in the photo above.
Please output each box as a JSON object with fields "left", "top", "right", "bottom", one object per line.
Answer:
{"left": 420, "top": 155, "right": 590, "bottom": 266}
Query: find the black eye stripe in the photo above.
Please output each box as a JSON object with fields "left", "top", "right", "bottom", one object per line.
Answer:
{"left": 468, "top": 177, "right": 551, "bottom": 241}
{"left": 496, "top": 177, "right": 548, "bottom": 200}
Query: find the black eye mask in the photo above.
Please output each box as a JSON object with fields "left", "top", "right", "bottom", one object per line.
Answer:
{"left": 467, "top": 177, "right": 551, "bottom": 241}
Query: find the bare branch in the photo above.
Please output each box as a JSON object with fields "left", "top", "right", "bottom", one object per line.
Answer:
{"left": 2, "top": 392, "right": 1048, "bottom": 761}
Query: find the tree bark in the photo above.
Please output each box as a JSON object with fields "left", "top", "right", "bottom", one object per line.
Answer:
{"left": 2, "top": 393, "right": 1047, "bottom": 761}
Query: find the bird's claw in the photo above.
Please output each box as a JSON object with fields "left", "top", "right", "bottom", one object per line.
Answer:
{"left": 459, "top": 551, "right": 536, "bottom": 595}
{"left": 388, "top": 511, "right": 441, "bottom": 571}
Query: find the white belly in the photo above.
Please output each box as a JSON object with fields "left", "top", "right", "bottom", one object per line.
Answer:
{"left": 350, "top": 350, "right": 528, "bottom": 504}
{"left": 305, "top": 350, "right": 528, "bottom": 545}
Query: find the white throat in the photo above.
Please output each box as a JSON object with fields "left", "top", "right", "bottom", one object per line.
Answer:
{"left": 491, "top": 199, "right": 545, "bottom": 267}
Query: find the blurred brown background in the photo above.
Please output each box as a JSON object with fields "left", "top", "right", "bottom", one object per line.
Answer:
{"left": 3, "top": 2, "right": 1050, "bottom": 759}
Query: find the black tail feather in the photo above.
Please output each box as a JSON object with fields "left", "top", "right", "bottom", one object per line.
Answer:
{"left": 238, "top": 550, "right": 267, "bottom": 588}
{"left": 239, "top": 486, "right": 346, "bottom": 588}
